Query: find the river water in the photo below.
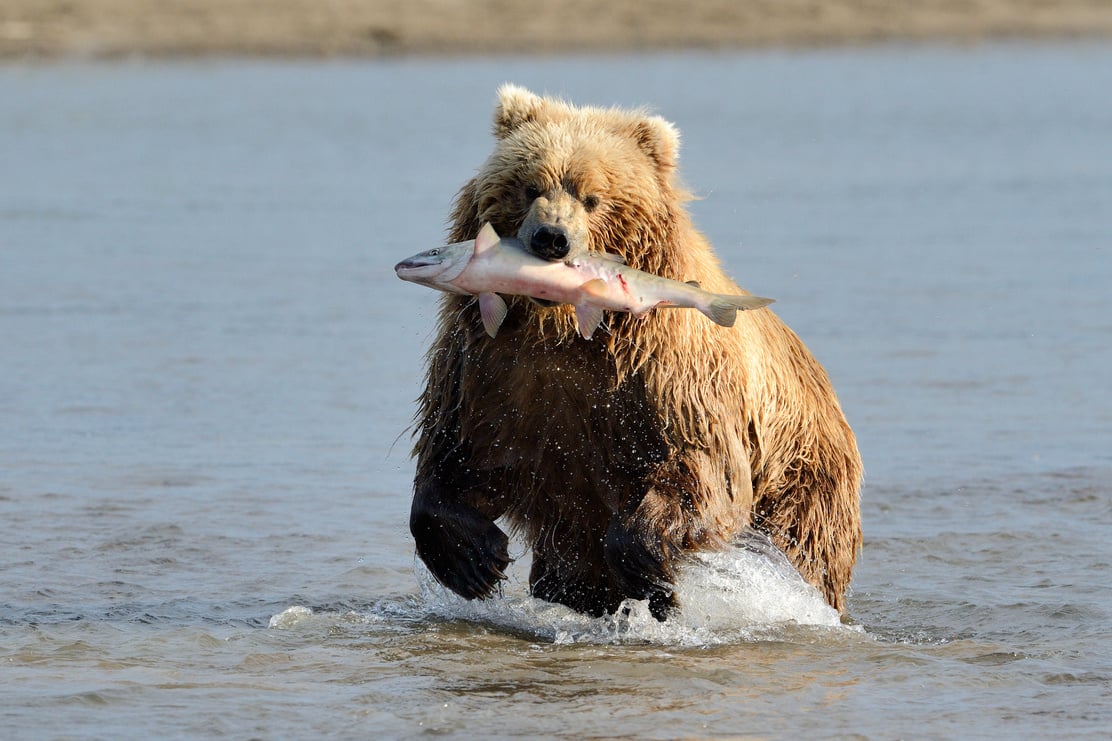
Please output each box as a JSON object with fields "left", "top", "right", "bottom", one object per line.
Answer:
{"left": 2, "top": 44, "right": 1110, "bottom": 738}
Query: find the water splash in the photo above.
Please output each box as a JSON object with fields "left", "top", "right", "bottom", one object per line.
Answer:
{"left": 676, "top": 529, "right": 846, "bottom": 632}
{"left": 268, "top": 605, "right": 315, "bottom": 629}
{"left": 268, "top": 531, "right": 852, "bottom": 645}
{"left": 429, "top": 530, "right": 845, "bottom": 645}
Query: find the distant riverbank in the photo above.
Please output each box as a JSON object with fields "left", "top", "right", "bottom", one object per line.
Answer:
{"left": 3, "top": 0, "right": 1111, "bottom": 59}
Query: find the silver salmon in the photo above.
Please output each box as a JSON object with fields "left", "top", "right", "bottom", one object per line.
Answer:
{"left": 394, "top": 223, "right": 774, "bottom": 339}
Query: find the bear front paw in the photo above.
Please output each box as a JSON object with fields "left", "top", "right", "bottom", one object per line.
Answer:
{"left": 411, "top": 502, "right": 511, "bottom": 600}
{"left": 603, "top": 518, "right": 676, "bottom": 608}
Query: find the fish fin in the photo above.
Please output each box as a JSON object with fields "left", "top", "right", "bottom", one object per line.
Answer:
{"left": 685, "top": 280, "right": 701, "bottom": 288}
{"left": 579, "top": 278, "right": 608, "bottom": 299}
{"left": 478, "top": 292, "right": 509, "bottom": 337}
{"left": 575, "top": 303, "right": 606, "bottom": 340}
{"left": 475, "top": 223, "right": 500, "bottom": 254}
{"left": 704, "top": 294, "right": 775, "bottom": 327}
{"left": 598, "top": 251, "right": 626, "bottom": 264}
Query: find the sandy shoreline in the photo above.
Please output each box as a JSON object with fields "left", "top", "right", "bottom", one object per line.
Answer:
{"left": 3, "top": 0, "right": 1111, "bottom": 59}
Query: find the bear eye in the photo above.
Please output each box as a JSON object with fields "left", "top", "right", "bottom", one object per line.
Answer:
{"left": 524, "top": 185, "right": 542, "bottom": 201}
{"left": 583, "top": 194, "right": 601, "bottom": 212}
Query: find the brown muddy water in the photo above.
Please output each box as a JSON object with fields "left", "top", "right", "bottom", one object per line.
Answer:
{"left": 2, "top": 45, "right": 1110, "bottom": 738}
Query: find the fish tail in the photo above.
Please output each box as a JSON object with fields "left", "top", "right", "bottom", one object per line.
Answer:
{"left": 704, "top": 294, "right": 775, "bottom": 327}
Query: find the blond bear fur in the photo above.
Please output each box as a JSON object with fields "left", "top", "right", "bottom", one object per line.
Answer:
{"left": 410, "top": 85, "right": 862, "bottom": 619}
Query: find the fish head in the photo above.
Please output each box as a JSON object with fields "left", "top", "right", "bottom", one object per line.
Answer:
{"left": 394, "top": 240, "right": 474, "bottom": 290}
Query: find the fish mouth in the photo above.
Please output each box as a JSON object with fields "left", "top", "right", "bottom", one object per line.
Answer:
{"left": 394, "top": 257, "right": 438, "bottom": 274}
{"left": 394, "top": 257, "right": 452, "bottom": 284}
{"left": 394, "top": 263, "right": 443, "bottom": 288}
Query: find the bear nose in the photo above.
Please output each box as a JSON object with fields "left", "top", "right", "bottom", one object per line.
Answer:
{"left": 530, "top": 225, "right": 570, "bottom": 260}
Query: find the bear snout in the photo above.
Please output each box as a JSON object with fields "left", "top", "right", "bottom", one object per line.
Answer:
{"left": 529, "top": 224, "right": 571, "bottom": 261}
{"left": 518, "top": 189, "right": 590, "bottom": 261}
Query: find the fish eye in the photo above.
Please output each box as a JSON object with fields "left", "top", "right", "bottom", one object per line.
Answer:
{"left": 427, "top": 248, "right": 440, "bottom": 256}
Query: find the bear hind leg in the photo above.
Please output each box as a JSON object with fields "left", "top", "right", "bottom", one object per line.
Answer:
{"left": 529, "top": 549, "right": 627, "bottom": 618}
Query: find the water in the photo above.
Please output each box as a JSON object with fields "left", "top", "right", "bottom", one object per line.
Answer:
{"left": 2, "top": 45, "right": 1110, "bottom": 738}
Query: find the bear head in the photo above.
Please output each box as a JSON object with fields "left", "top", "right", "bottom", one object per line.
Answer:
{"left": 464, "top": 84, "right": 687, "bottom": 272}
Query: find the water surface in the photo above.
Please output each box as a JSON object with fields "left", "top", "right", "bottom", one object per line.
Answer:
{"left": 2, "top": 45, "right": 1110, "bottom": 738}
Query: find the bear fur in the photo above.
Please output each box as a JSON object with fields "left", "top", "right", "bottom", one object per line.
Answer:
{"left": 409, "top": 84, "right": 863, "bottom": 619}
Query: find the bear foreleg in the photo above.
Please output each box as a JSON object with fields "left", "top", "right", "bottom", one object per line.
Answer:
{"left": 410, "top": 478, "right": 512, "bottom": 600}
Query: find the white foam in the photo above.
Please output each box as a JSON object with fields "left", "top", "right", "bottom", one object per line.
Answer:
{"left": 415, "top": 531, "right": 850, "bottom": 646}
{"left": 268, "top": 604, "right": 315, "bottom": 629}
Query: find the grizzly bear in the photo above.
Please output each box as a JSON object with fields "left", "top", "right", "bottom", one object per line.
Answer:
{"left": 409, "top": 84, "right": 862, "bottom": 620}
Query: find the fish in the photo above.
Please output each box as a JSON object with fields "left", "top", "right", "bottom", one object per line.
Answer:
{"left": 394, "top": 223, "right": 774, "bottom": 340}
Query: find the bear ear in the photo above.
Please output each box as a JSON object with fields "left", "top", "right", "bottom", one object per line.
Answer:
{"left": 630, "top": 116, "right": 681, "bottom": 171}
{"left": 493, "top": 83, "right": 547, "bottom": 140}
